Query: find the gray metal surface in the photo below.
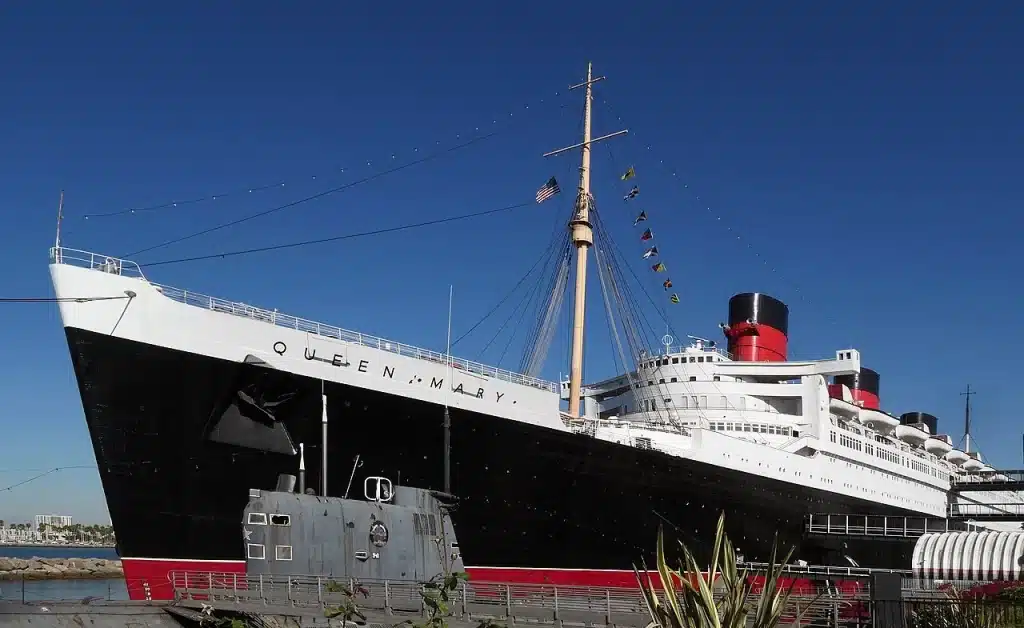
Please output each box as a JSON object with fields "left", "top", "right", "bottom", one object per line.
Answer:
{"left": 0, "top": 600, "right": 182, "bottom": 628}
{"left": 243, "top": 477, "right": 463, "bottom": 583}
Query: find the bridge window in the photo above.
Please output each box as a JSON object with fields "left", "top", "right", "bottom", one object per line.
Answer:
{"left": 247, "top": 544, "right": 266, "bottom": 560}
{"left": 247, "top": 513, "right": 268, "bottom": 526}
{"left": 699, "top": 396, "right": 707, "bottom": 407}
{"left": 275, "top": 545, "right": 293, "bottom": 561}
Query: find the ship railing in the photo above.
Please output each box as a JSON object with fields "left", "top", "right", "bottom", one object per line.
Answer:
{"left": 49, "top": 246, "right": 146, "bottom": 279}
{"left": 50, "top": 246, "right": 557, "bottom": 393}
{"left": 952, "top": 469, "right": 1024, "bottom": 484}
{"left": 167, "top": 570, "right": 862, "bottom": 624}
{"left": 742, "top": 561, "right": 911, "bottom": 579}
{"left": 805, "top": 514, "right": 953, "bottom": 539}
{"left": 948, "top": 502, "right": 1024, "bottom": 518}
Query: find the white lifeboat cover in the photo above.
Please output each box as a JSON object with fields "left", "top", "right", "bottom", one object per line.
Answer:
{"left": 914, "top": 531, "right": 1024, "bottom": 581}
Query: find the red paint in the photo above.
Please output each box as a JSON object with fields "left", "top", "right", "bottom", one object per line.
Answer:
{"left": 121, "top": 557, "right": 246, "bottom": 600}
{"left": 850, "top": 389, "right": 880, "bottom": 410}
{"left": 723, "top": 322, "right": 788, "bottom": 362}
{"left": 826, "top": 385, "right": 880, "bottom": 411}
{"left": 122, "top": 558, "right": 869, "bottom": 610}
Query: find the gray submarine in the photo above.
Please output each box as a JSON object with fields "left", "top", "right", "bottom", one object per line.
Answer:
{"left": 242, "top": 470, "right": 464, "bottom": 582}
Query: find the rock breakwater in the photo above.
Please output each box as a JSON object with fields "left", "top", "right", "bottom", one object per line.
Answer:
{"left": 0, "top": 557, "right": 123, "bottom": 580}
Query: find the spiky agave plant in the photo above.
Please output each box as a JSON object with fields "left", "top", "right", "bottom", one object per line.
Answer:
{"left": 635, "top": 512, "right": 815, "bottom": 628}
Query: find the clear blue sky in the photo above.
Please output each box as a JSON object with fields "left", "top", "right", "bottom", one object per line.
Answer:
{"left": 1, "top": 2, "right": 1021, "bottom": 523}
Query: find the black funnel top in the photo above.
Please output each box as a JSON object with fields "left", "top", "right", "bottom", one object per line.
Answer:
{"left": 900, "top": 412, "right": 938, "bottom": 435}
{"left": 727, "top": 293, "right": 789, "bottom": 336}
{"left": 835, "top": 367, "right": 880, "bottom": 396}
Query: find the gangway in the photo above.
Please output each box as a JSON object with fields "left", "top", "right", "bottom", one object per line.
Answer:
{"left": 947, "top": 502, "right": 1024, "bottom": 521}
{"left": 805, "top": 514, "right": 959, "bottom": 540}
{"left": 950, "top": 469, "right": 1024, "bottom": 492}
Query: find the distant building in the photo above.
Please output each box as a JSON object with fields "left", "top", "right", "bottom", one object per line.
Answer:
{"left": 34, "top": 514, "right": 73, "bottom": 531}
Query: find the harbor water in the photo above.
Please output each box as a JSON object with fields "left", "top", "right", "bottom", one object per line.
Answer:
{"left": 0, "top": 545, "right": 128, "bottom": 601}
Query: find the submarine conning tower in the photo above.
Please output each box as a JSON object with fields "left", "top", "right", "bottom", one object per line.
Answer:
{"left": 721, "top": 292, "right": 789, "bottom": 362}
{"left": 833, "top": 367, "right": 881, "bottom": 410}
{"left": 900, "top": 411, "right": 938, "bottom": 435}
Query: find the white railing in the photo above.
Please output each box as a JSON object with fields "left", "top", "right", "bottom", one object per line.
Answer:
{"left": 50, "top": 246, "right": 558, "bottom": 393}
{"left": 50, "top": 246, "right": 146, "bottom": 278}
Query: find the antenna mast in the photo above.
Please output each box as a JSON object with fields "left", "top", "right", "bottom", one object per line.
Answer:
{"left": 543, "top": 62, "right": 627, "bottom": 418}
{"left": 54, "top": 190, "right": 65, "bottom": 251}
{"left": 961, "top": 384, "right": 975, "bottom": 453}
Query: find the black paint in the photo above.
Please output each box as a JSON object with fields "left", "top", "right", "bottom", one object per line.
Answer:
{"left": 64, "top": 327, "right": 934, "bottom": 573}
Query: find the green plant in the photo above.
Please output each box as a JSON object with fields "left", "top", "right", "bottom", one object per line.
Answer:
{"left": 635, "top": 512, "right": 815, "bottom": 628}
{"left": 415, "top": 571, "right": 469, "bottom": 628}
{"left": 324, "top": 580, "right": 369, "bottom": 626}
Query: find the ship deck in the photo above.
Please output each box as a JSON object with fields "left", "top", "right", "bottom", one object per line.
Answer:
{"left": 51, "top": 247, "right": 558, "bottom": 393}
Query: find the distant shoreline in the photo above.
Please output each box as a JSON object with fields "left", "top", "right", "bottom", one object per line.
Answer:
{"left": 0, "top": 544, "right": 116, "bottom": 550}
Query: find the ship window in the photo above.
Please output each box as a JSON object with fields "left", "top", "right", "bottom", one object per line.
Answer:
{"left": 719, "top": 396, "right": 727, "bottom": 408}
{"left": 697, "top": 356, "right": 704, "bottom": 363}
{"left": 662, "top": 359, "right": 669, "bottom": 366}
{"left": 275, "top": 545, "right": 293, "bottom": 561}
{"left": 672, "top": 358, "right": 679, "bottom": 364}
{"left": 671, "top": 377, "right": 678, "bottom": 382}
{"left": 689, "top": 376, "right": 697, "bottom": 382}
{"left": 689, "top": 357, "right": 696, "bottom": 363}
{"left": 713, "top": 376, "right": 721, "bottom": 382}
{"left": 699, "top": 396, "right": 707, "bottom": 407}
{"left": 429, "top": 515, "right": 437, "bottom": 536}
{"left": 247, "top": 513, "right": 268, "bottom": 526}
{"left": 679, "top": 397, "right": 687, "bottom": 408}
{"left": 664, "top": 398, "right": 672, "bottom": 405}
{"left": 270, "top": 514, "right": 291, "bottom": 526}
{"left": 659, "top": 378, "right": 666, "bottom": 384}
{"left": 247, "top": 543, "right": 265, "bottom": 560}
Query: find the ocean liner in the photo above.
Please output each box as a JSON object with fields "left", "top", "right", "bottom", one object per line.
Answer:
{"left": 49, "top": 64, "right": 1022, "bottom": 600}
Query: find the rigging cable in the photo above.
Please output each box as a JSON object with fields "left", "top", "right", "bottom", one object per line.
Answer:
{"left": 124, "top": 132, "right": 499, "bottom": 259}
{"left": 0, "top": 296, "right": 131, "bottom": 304}
{"left": 140, "top": 200, "right": 537, "bottom": 268}
{"left": 0, "top": 466, "right": 96, "bottom": 493}
{"left": 451, "top": 200, "right": 574, "bottom": 350}
{"left": 86, "top": 89, "right": 572, "bottom": 220}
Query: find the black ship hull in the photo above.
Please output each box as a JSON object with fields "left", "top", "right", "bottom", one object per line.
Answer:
{"left": 65, "top": 327, "right": 924, "bottom": 599}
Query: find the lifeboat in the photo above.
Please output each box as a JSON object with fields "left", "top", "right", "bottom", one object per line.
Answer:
{"left": 963, "top": 453, "right": 984, "bottom": 472}
{"left": 896, "top": 422, "right": 930, "bottom": 446}
{"left": 945, "top": 449, "right": 970, "bottom": 465}
{"left": 861, "top": 408, "right": 899, "bottom": 433}
{"left": 979, "top": 465, "right": 996, "bottom": 475}
{"left": 924, "top": 434, "right": 953, "bottom": 456}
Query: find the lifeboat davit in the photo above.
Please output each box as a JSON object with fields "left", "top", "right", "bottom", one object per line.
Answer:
{"left": 945, "top": 449, "right": 970, "bottom": 465}
{"left": 924, "top": 434, "right": 953, "bottom": 456}
{"left": 896, "top": 422, "right": 930, "bottom": 446}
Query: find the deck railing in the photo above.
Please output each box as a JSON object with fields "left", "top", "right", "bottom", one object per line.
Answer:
{"left": 50, "top": 246, "right": 558, "bottom": 393}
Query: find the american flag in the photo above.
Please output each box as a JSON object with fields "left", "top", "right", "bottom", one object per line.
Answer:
{"left": 535, "top": 177, "right": 561, "bottom": 204}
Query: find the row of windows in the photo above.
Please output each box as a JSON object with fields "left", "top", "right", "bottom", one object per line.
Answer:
{"left": 643, "top": 354, "right": 723, "bottom": 370}
{"left": 247, "top": 543, "right": 292, "bottom": 561}
{"left": 708, "top": 422, "right": 793, "bottom": 436}
{"left": 829, "top": 430, "right": 950, "bottom": 482}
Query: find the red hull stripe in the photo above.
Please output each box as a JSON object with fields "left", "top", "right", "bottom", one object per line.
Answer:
{"left": 119, "top": 558, "right": 866, "bottom": 601}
